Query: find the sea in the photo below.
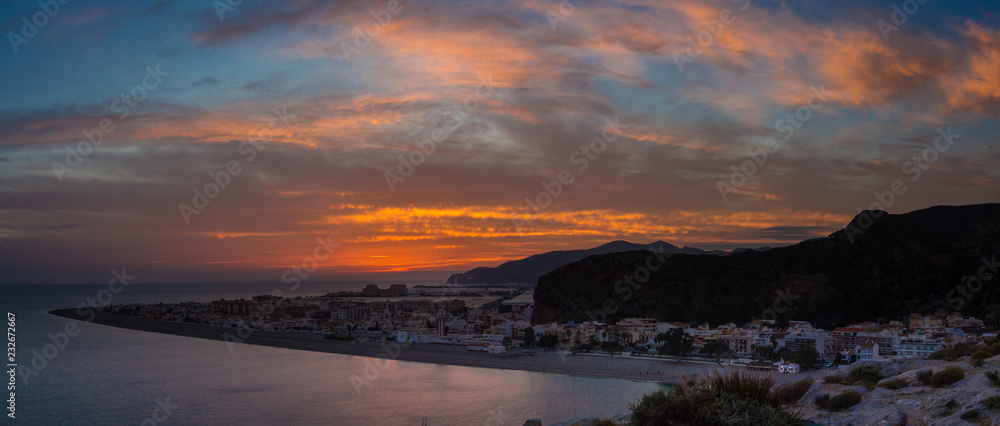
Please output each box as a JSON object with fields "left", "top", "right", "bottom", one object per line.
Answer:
{"left": 0, "top": 281, "right": 665, "bottom": 425}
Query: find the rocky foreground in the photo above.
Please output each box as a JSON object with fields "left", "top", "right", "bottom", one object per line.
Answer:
{"left": 536, "top": 356, "right": 1000, "bottom": 425}
{"left": 795, "top": 357, "right": 1000, "bottom": 425}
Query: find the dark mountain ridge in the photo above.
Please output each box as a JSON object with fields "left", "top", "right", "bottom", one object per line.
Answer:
{"left": 532, "top": 203, "right": 1000, "bottom": 328}
{"left": 445, "top": 240, "right": 732, "bottom": 284}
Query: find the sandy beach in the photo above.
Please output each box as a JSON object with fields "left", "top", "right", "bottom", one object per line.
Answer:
{"left": 49, "top": 309, "right": 825, "bottom": 385}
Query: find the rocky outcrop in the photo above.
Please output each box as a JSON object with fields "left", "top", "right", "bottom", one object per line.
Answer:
{"left": 797, "top": 357, "right": 1000, "bottom": 425}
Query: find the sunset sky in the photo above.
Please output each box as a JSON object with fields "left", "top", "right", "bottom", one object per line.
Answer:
{"left": 1, "top": 0, "right": 998, "bottom": 284}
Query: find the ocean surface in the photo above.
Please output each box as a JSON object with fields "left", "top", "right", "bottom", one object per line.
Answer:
{"left": 1, "top": 282, "right": 664, "bottom": 425}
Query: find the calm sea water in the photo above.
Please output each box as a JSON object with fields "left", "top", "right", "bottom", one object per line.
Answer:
{"left": 0, "top": 282, "right": 663, "bottom": 425}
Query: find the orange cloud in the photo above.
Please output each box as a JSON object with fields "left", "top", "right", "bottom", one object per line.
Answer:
{"left": 942, "top": 22, "right": 1000, "bottom": 116}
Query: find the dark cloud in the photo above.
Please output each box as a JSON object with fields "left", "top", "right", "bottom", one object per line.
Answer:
{"left": 147, "top": 0, "right": 175, "bottom": 14}
{"left": 190, "top": 0, "right": 347, "bottom": 46}
{"left": 192, "top": 77, "right": 224, "bottom": 87}
{"left": 240, "top": 75, "right": 286, "bottom": 94}
{"left": 755, "top": 226, "right": 834, "bottom": 241}
{"left": 35, "top": 224, "right": 84, "bottom": 230}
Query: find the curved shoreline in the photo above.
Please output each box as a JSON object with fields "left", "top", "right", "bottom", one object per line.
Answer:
{"left": 48, "top": 309, "right": 816, "bottom": 384}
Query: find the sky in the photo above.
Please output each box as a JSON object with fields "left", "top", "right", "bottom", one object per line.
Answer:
{"left": 0, "top": 0, "right": 998, "bottom": 284}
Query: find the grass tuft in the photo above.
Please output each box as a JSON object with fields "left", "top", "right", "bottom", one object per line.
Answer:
{"left": 876, "top": 377, "right": 908, "bottom": 390}
{"left": 916, "top": 370, "right": 933, "bottom": 385}
{"left": 709, "top": 370, "right": 777, "bottom": 407}
{"left": 814, "top": 390, "right": 862, "bottom": 412}
{"left": 847, "top": 365, "right": 885, "bottom": 385}
{"left": 822, "top": 374, "right": 848, "bottom": 385}
{"left": 983, "top": 396, "right": 1000, "bottom": 411}
{"left": 929, "top": 366, "right": 965, "bottom": 387}
{"left": 985, "top": 371, "right": 1000, "bottom": 388}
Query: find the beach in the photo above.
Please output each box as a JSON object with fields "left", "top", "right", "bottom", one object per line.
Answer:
{"left": 49, "top": 309, "right": 824, "bottom": 384}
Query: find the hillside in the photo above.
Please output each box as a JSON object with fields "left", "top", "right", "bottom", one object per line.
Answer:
{"left": 445, "top": 241, "right": 731, "bottom": 284}
{"left": 532, "top": 204, "right": 1000, "bottom": 327}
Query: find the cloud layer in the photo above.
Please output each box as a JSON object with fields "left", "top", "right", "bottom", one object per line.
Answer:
{"left": 0, "top": 0, "right": 998, "bottom": 283}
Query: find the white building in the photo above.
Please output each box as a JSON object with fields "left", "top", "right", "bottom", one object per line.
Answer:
{"left": 856, "top": 342, "right": 880, "bottom": 360}
{"left": 897, "top": 331, "right": 945, "bottom": 358}
{"left": 776, "top": 361, "right": 800, "bottom": 374}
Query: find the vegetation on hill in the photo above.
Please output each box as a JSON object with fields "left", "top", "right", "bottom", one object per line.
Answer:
{"left": 916, "top": 366, "right": 966, "bottom": 387}
{"left": 814, "top": 390, "right": 863, "bottom": 412}
{"left": 821, "top": 364, "right": 885, "bottom": 387}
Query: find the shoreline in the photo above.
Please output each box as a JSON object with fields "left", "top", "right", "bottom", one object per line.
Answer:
{"left": 49, "top": 309, "right": 823, "bottom": 384}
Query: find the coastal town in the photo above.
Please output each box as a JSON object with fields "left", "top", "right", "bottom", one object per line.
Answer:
{"left": 110, "top": 283, "right": 999, "bottom": 371}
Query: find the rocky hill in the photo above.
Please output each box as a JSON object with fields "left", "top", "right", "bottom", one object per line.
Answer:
{"left": 532, "top": 203, "right": 1000, "bottom": 327}
{"left": 445, "top": 240, "right": 732, "bottom": 284}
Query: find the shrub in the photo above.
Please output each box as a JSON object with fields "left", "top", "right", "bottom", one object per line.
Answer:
{"left": 816, "top": 391, "right": 862, "bottom": 412}
{"left": 827, "top": 391, "right": 863, "bottom": 412}
{"left": 629, "top": 371, "right": 805, "bottom": 425}
{"left": 929, "top": 343, "right": 977, "bottom": 361}
{"left": 974, "top": 347, "right": 994, "bottom": 358}
{"left": 983, "top": 396, "right": 1000, "bottom": 411}
{"left": 709, "top": 370, "right": 777, "bottom": 407}
{"left": 708, "top": 393, "right": 804, "bottom": 425}
{"left": 822, "top": 374, "right": 847, "bottom": 385}
{"left": 591, "top": 420, "right": 617, "bottom": 426}
{"left": 960, "top": 410, "right": 981, "bottom": 422}
{"left": 848, "top": 365, "right": 885, "bottom": 384}
{"left": 930, "top": 366, "right": 966, "bottom": 387}
{"left": 774, "top": 379, "right": 814, "bottom": 405}
{"left": 928, "top": 348, "right": 951, "bottom": 360}
{"left": 630, "top": 389, "right": 704, "bottom": 425}
{"left": 877, "top": 377, "right": 909, "bottom": 390}
{"left": 970, "top": 347, "right": 994, "bottom": 367}
{"left": 985, "top": 371, "right": 1000, "bottom": 388}
{"left": 814, "top": 394, "right": 830, "bottom": 409}
{"left": 916, "top": 370, "right": 933, "bottom": 385}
